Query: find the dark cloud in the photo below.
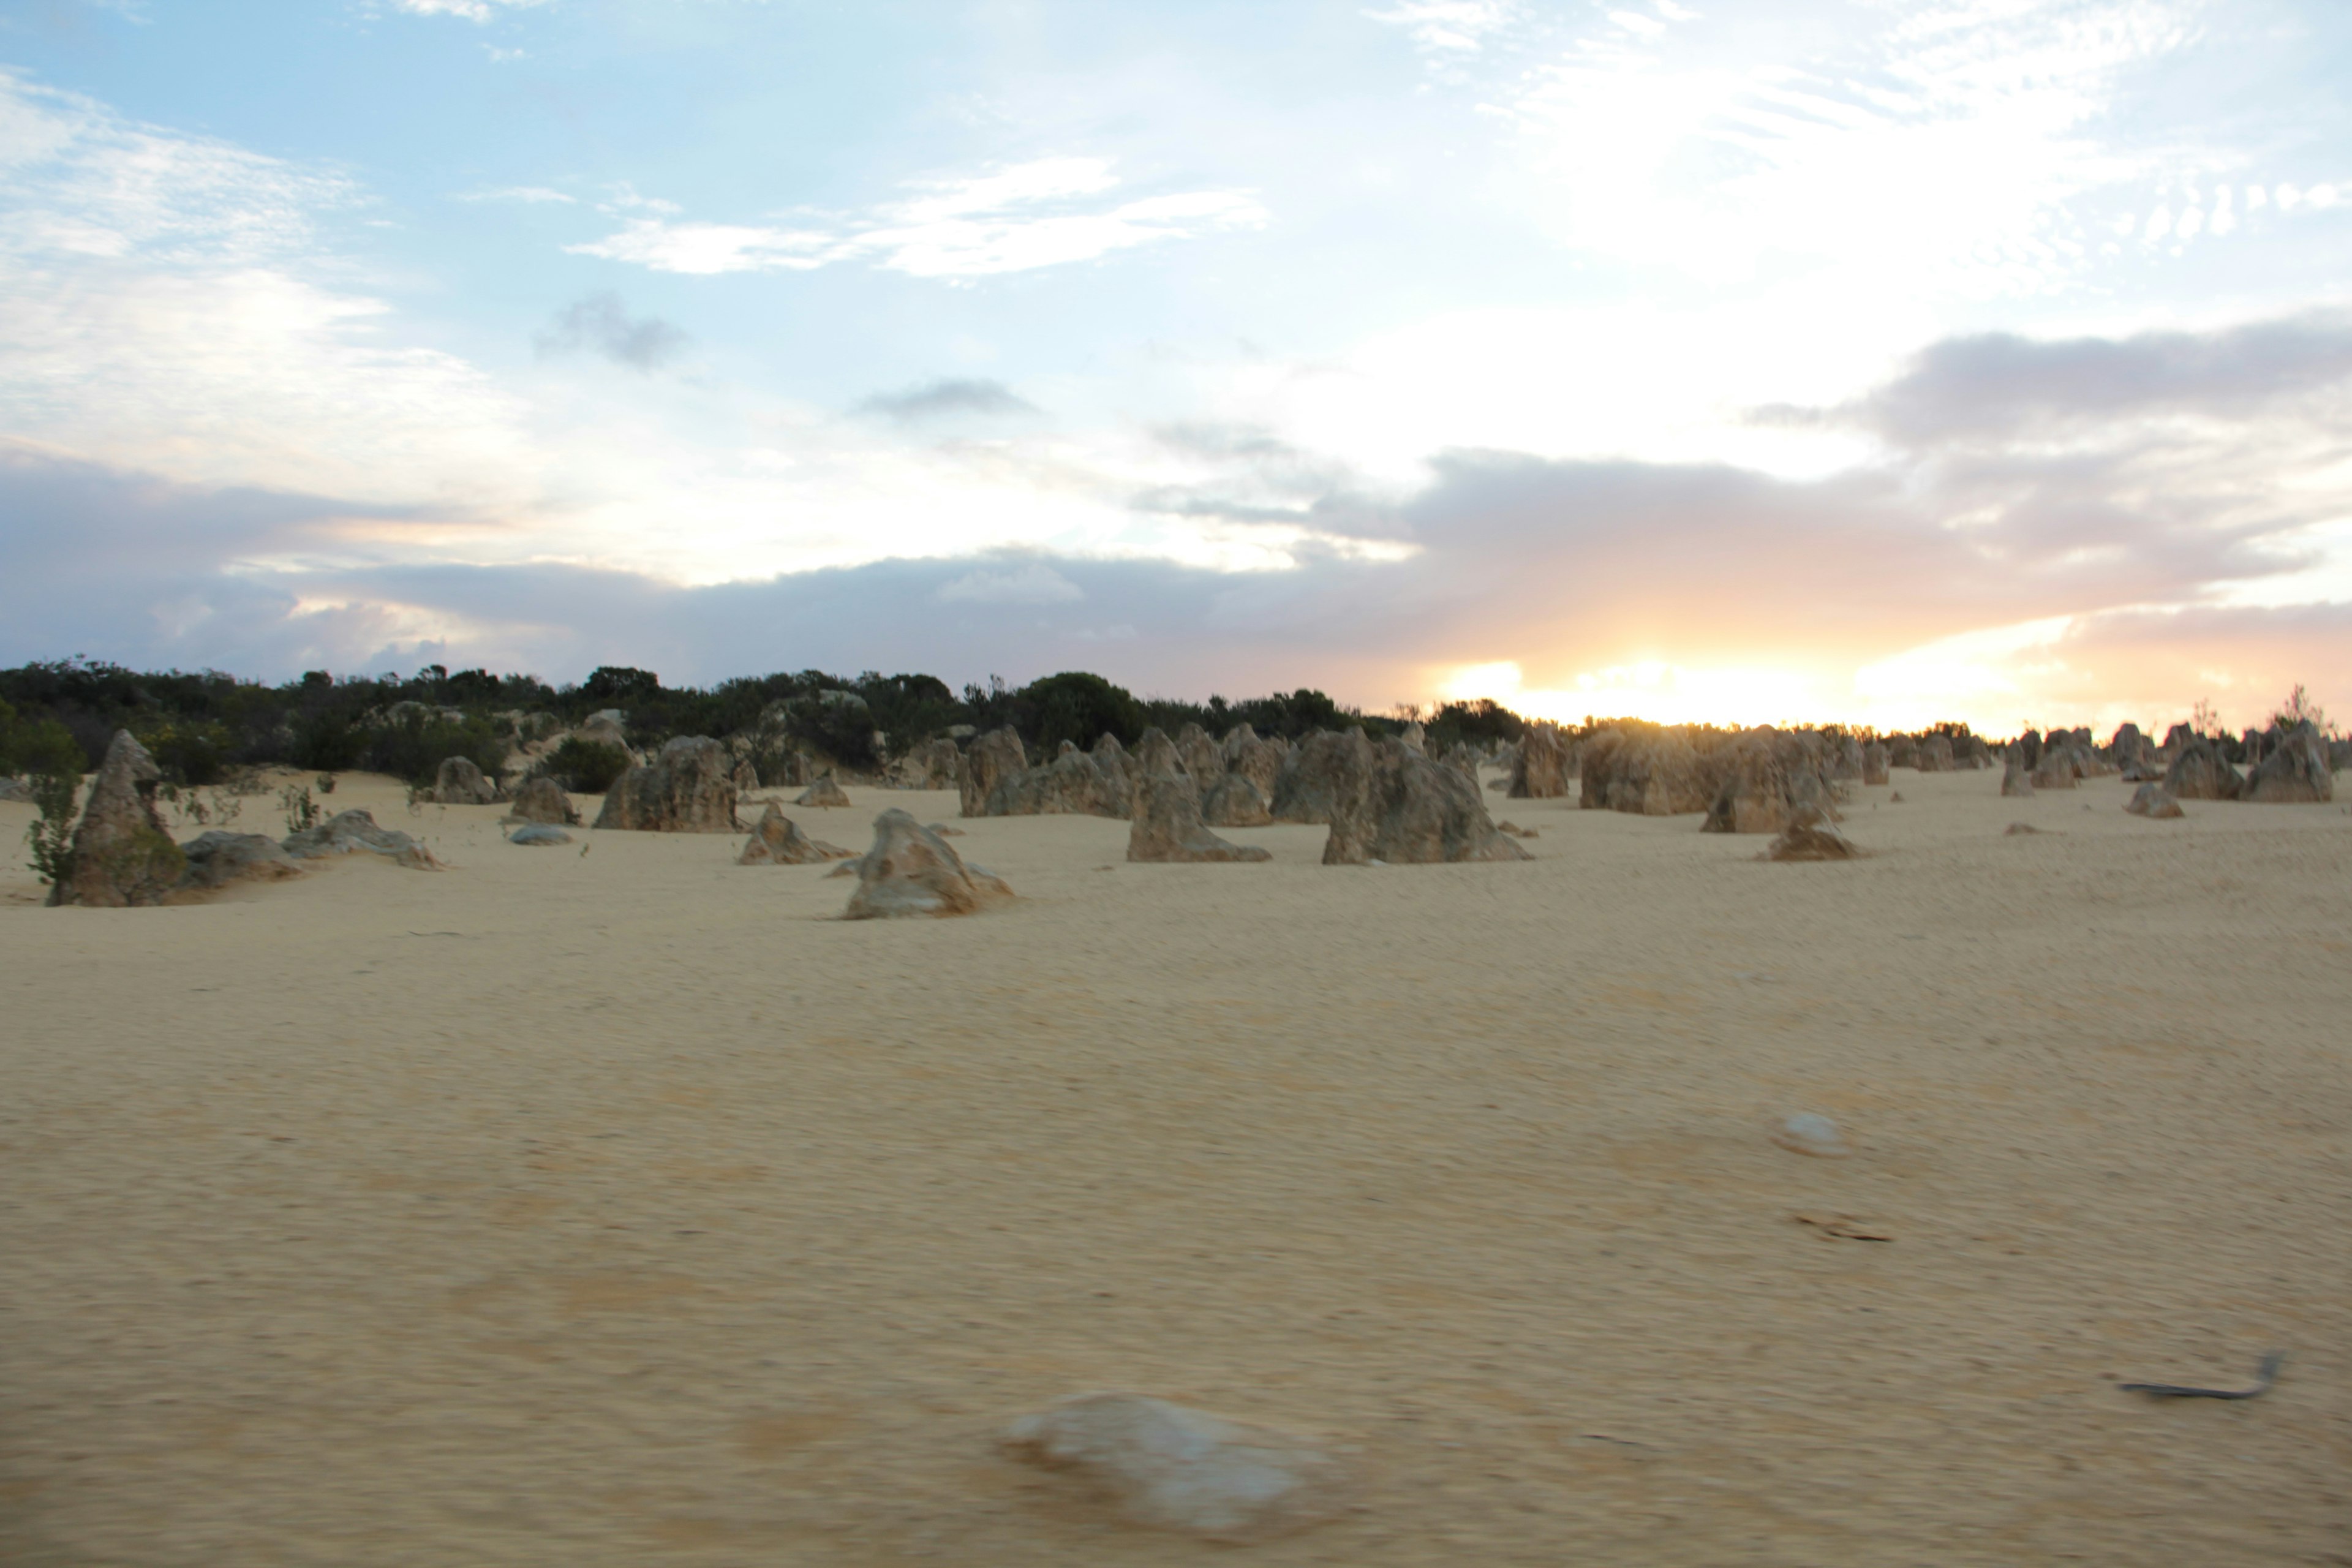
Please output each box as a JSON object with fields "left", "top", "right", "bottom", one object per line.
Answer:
{"left": 534, "top": 292, "right": 690, "bottom": 372}
{"left": 854, "top": 378, "right": 1039, "bottom": 423}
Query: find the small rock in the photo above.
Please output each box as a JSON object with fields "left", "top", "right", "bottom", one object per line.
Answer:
{"left": 282, "top": 809, "right": 442, "bottom": 870}
{"left": 505, "top": 776, "right": 579, "bottom": 825}
{"left": 925, "top": 823, "right": 965, "bottom": 837}
{"left": 2124, "top": 782, "right": 2184, "bottom": 820}
{"left": 1888, "top": 790, "right": 1906, "bottom": 804}
{"left": 178, "top": 830, "right": 302, "bottom": 889}
{"left": 2004, "top": 822, "right": 2043, "bottom": 835}
{"left": 1771, "top": 1112, "right": 1850, "bottom": 1158}
{"left": 736, "top": 801, "right": 854, "bottom": 865}
{"left": 1762, "top": 804, "right": 1861, "bottom": 861}
{"left": 508, "top": 823, "right": 574, "bottom": 846}
{"left": 1003, "top": 1393, "right": 1354, "bottom": 1544}
{"left": 796, "top": 772, "right": 852, "bottom": 809}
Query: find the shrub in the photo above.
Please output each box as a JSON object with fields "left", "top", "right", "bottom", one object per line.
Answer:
{"left": 23, "top": 765, "right": 78, "bottom": 888}
{"left": 543, "top": 736, "right": 631, "bottom": 793}
{"left": 363, "top": 710, "right": 508, "bottom": 786}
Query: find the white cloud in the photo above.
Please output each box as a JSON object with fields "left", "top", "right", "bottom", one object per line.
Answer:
{"left": 459, "top": 185, "right": 573, "bottom": 205}
{"left": 935, "top": 564, "right": 1085, "bottom": 605}
{"left": 567, "top": 157, "right": 1267, "bottom": 279}
{"left": 388, "top": 0, "right": 554, "bottom": 21}
{"left": 1365, "top": 1, "right": 1525, "bottom": 56}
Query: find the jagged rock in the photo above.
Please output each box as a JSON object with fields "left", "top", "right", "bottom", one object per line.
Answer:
{"left": 1324, "top": 738, "right": 1531, "bottom": 865}
{"left": 1090, "top": 733, "right": 1138, "bottom": 813}
{"left": 1861, "top": 741, "right": 1890, "bottom": 787}
{"left": 987, "top": 749, "right": 1129, "bottom": 818}
{"left": 1702, "top": 733, "right": 1836, "bottom": 835}
{"left": 737, "top": 801, "right": 855, "bottom": 864}
{"left": 1228, "top": 734, "right": 1287, "bottom": 796}
{"left": 2159, "top": 722, "right": 2195, "bottom": 760}
{"left": 1270, "top": 729, "right": 1373, "bottom": 824}
{"left": 53, "top": 731, "right": 183, "bottom": 907}
{"left": 2244, "top": 721, "right": 2334, "bottom": 803}
{"left": 0, "top": 777, "right": 31, "bottom": 803}
{"left": 1133, "top": 726, "right": 1183, "bottom": 778}
{"left": 1580, "top": 727, "right": 1709, "bottom": 816}
{"left": 177, "top": 830, "right": 300, "bottom": 890}
{"left": 1127, "top": 771, "right": 1272, "bottom": 863}
{"left": 508, "top": 823, "right": 574, "bottom": 846}
{"left": 1200, "top": 771, "right": 1273, "bottom": 827}
{"left": 959, "top": 727, "right": 1028, "bottom": 818}
{"left": 796, "top": 773, "right": 853, "bottom": 809}
{"left": 1435, "top": 742, "right": 1482, "bottom": 783}
{"left": 505, "top": 776, "right": 578, "bottom": 825}
{"left": 428, "top": 755, "right": 500, "bottom": 805}
{"left": 1003, "top": 1393, "right": 1354, "bottom": 1545}
{"left": 2124, "top": 783, "right": 2184, "bottom": 819}
{"left": 2001, "top": 752, "right": 2034, "bottom": 798}
{"left": 282, "top": 809, "right": 441, "bottom": 870}
{"left": 731, "top": 758, "right": 759, "bottom": 794}
{"left": 843, "top": 809, "right": 1014, "bottom": 918}
{"left": 2109, "top": 723, "right": 2152, "bottom": 771}
{"left": 1914, "top": 734, "right": 1955, "bottom": 772}
{"left": 891, "top": 737, "right": 962, "bottom": 791}
{"left": 594, "top": 736, "right": 741, "bottom": 832}
{"left": 1508, "top": 724, "right": 1570, "bottom": 799}
{"left": 1762, "top": 803, "right": 1860, "bottom": 861}
{"left": 2163, "top": 737, "right": 2243, "bottom": 801}
{"left": 1174, "top": 723, "right": 1224, "bottom": 782}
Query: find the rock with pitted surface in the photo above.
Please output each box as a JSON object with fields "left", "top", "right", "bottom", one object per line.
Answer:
{"left": 1174, "top": 723, "right": 1224, "bottom": 783}
{"left": 431, "top": 755, "right": 501, "bottom": 805}
{"left": 1200, "top": 770, "right": 1273, "bottom": 827}
{"left": 176, "top": 830, "right": 301, "bottom": 890}
{"left": 1861, "top": 741, "right": 1890, "bottom": 786}
{"left": 1762, "top": 802, "right": 1861, "bottom": 861}
{"left": 2163, "top": 737, "right": 2243, "bottom": 801}
{"left": 843, "top": 808, "right": 1014, "bottom": 919}
{"left": 2001, "top": 752, "right": 2034, "bottom": 798}
{"left": 505, "top": 776, "right": 579, "bottom": 825}
{"left": 282, "top": 808, "right": 442, "bottom": 870}
{"left": 959, "top": 726, "right": 1028, "bottom": 818}
{"left": 1270, "top": 728, "right": 1374, "bottom": 825}
{"left": 1580, "top": 726, "right": 1709, "bottom": 816}
{"left": 2244, "top": 721, "right": 2334, "bottom": 803}
{"left": 1003, "top": 1393, "right": 1354, "bottom": 1545}
{"left": 1509, "top": 723, "right": 1570, "bottom": 799}
{"left": 737, "top": 801, "right": 856, "bottom": 864}
{"left": 2124, "top": 782, "right": 2184, "bottom": 819}
{"left": 594, "top": 736, "right": 742, "bottom": 832}
{"left": 53, "top": 731, "right": 184, "bottom": 907}
{"left": 1132, "top": 726, "right": 1182, "bottom": 779}
{"left": 1324, "top": 737, "right": 1531, "bottom": 865}
{"left": 1127, "top": 771, "right": 1272, "bottom": 863}
{"left": 795, "top": 772, "right": 852, "bottom": 809}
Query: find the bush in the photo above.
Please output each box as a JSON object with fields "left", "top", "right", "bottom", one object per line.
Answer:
{"left": 363, "top": 710, "right": 508, "bottom": 787}
{"left": 543, "top": 736, "right": 631, "bottom": 793}
{"left": 134, "top": 718, "right": 233, "bottom": 786}
{"left": 290, "top": 708, "right": 366, "bottom": 771}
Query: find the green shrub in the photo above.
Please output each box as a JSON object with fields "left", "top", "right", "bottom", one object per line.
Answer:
{"left": 364, "top": 710, "right": 508, "bottom": 786}
{"left": 543, "top": 736, "right": 631, "bottom": 793}
{"left": 23, "top": 765, "right": 78, "bottom": 888}
{"left": 134, "top": 717, "right": 233, "bottom": 786}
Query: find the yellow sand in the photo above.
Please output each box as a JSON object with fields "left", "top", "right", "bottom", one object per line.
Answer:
{"left": 2, "top": 767, "right": 2346, "bottom": 1565}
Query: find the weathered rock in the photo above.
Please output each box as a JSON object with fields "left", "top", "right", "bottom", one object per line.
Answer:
{"left": 958, "top": 727, "right": 1028, "bottom": 818}
{"left": 2004, "top": 822, "right": 2044, "bottom": 835}
{"left": 2244, "top": 721, "right": 2334, "bottom": 803}
{"left": 925, "top": 823, "right": 964, "bottom": 837}
{"left": 2109, "top": 723, "right": 2152, "bottom": 771}
{"left": 1132, "top": 727, "right": 1183, "bottom": 778}
{"left": 2029, "top": 743, "right": 2079, "bottom": 790}
{"left": 1702, "top": 733, "right": 1836, "bottom": 835}
{"left": 1089, "top": 733, "right": 1138, "bottom": 813}
{"left": 575, "top": 713, "right": 631, "bottom": 755}
{"left": 1435, "top": 742, "right": 1482, "bottom": 783}
{"left": 891, "top": 737, "right": 962, "bottom": 791}
{"left": 843, "top": 809, "right": 1014, "bottom": 918}
{"left": 796, "top": 773, "right": 853, "bottom": 809}
{"left": 731, "top": 758, "right": 760, "bottom": 794}
{"left": 2163, "top": 737, "right": 2243, "bottom": 801}
{"left": 508, "top": 823, "right": 574, "bottom": 846}
{"left": 2159, "top": 722, "right": 2195, "bottom": 760}
{"left": 1200, "top": 771, "right": 1273, "bottom": 827}
{"left": 54, "top": 731, "right": 184, "bottom": 907}
{"left": 428, "top": 755, "right": 500, "bottom": 805}
{"left": 1003, "top": 1393, "right": 1354, "bottom": 1545}
{"left": 737, "top": 801, "right": 855, "bottom": 864}
{"left": 1174, "top": 723, "right": 1224, "bottom": 783}
{"left": 2124, "top": 783, "right": 2184, "bottom": 819}
{"left": 1219, "top": 723, "right": 1261, "bottom": 767}
{"left": 987, "top": 750, "right": 1130, "bottom": 818}
{"left": 1580, "top": 727, "right": 1709, "bottom": 816}
{"left": 1508, "top": 724, "right": 1570, "bottom": 799}
{"left": 177, "top": 830, "right": 300, "bottom": 890}
{"left": 1270, "top": 728, "right": 1374, "bottom": 824}
{"left": 1887, "top": 736, "right": 1918, "bottom": 769}
{"left": 1861, "top": 741, "right": 1890, "bottom": 787}
{"left": 2017, "top": 728, "right": 2045, "bottom": 767}
{"left": 282, "top": 809, "right": 441, "bottom": 870}
{"left": 1228, "top": 734, "right": 1287, "bottom": 796}
{"left": 1324, "top": 738, "right": 1532, "bottom": 865}
{"left": 505, "top": 776, "right": 578, "bottom": 825}
{"left": 1828, "top": 735, "right": 1865, "bottom": 782}
{"left": 594, "top": 736, "right": 742, "bottom": 832}
{"left": 1914, "top": 734, "right": 1955, "bottom": 772}
{"left": 1127, "top": 771, "right": 1272, "bottom": 863}
{"left": 1496, "top": 820, "right": 1539, "bottom": 838}
{"left": 1762, "top": 803, "right": 1860, "bottom": 861}
{"left": 2001, "top": 752, "right": 2034, "bottom": 798}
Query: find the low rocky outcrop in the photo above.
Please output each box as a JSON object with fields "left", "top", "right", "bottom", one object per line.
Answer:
{"left": 1200, "top": 771, "right": 1273, "bottom": 827}
{"left": 1580, "top": 727, "right": 1709, "bottom": 816}
{"left": 508, "top": 824, "right": 573, "bottom": 846}
{"left": 1127, "top": 771, "right": 1272, "bottom": 863}
{"left": 282, "top": 809, "right": 441, "bottom": 870}
{"left": 795, "top": 773, "right": 853, "bottom": 809}
{"left": 428, "top": 755, "right": 500, "bottom": 806}
{"left": 1003, "top": 1393, "right": 1354, "bottom": 1545}
{"left": 177, "top": 830, "right": 301, "bottom": 890}
{"left": 1762, "top": 803, "right": 1861, "bottom": 861}
{"left": 2001, "top": 752, "right": 2034, "bottom": 798}
{"left": 1269, "top": 728, "right": 1373, "bottom": 824}
{"left": 2163, "top": 737, "right": 2243, "bottom": 801}
{"left": 504, "top": 776, "right": 578, "bottom": 825}
{"left": 2124, "top": 783, "right": 2184, "bottom": 819}
{"left": 1174, "top": 722, "right": 1224, "bottom": 782}
{"left": 53, "top": 731, "right": 184, "bottom": 907}
{"left": 1324, "top": 738, "right": 1531, "bottom": 865}
{"left": 842, "top": 809, "right": 1014, "bottom": 919}
{"left": 594, "top": 736, "right": 742, "bottom": 832}
{"left": 1508, "top": 724, "right": 1570, "bottom": 799}
{"left": 959, "top": 727, "right": 1028, "bottom": 818}
{"left": 737, "top": 801, "right": 855, "bottom": 864}
{"left": 2244, "top": 721, "right": 2334, "bottom": 803}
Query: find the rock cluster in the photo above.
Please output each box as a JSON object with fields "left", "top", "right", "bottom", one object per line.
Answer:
{"left": 1580, "top": 726, "right": 1710, "bottom": 816}
{"left": 594, "top": 736, "right": 742, "bottom": 832}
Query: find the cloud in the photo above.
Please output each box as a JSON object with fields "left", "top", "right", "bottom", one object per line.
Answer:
{"left": 934, "top": 564, "right": 1084, "bottom": 605}
{"left": 388, "top": 0, "right": 554, "bottom": 21}
{"left": 568, "top": 157, "right": 1267, "bottom": 279}
{"left": 533, "top": 292, "right": 690, "bottom": 372}
{"left": 856, "top": 378, "right": 1038, "bottom": 423}
{"left": 460, "top": 186, "right": 575, "bottom": 205}
{"left": 1365, "top": 1, "right": 1528, "bottom": 56}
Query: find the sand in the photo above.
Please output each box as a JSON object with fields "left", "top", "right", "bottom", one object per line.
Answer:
{"left": 2, "top": 767, "right": 2347, "bottom": 1564}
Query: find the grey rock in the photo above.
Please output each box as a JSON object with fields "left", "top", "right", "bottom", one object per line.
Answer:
{"left": 282, "top": 809, "right": 442, "bottom": 870}
{"left": 891, "top": 737, "right": 962, "bottom": 791}
{"left": 178, "top": 830, "right": 301, "bottom": 889}
{"left": 1174, "top": 722, "right": 1224, "bottom": 783}
{"left": 507, "top": 823, "right": 575, "bottom": 846}
{"left": 430, "top": 755, "right": 500, "bottom": 806}
{"left": 958, "top": 727, "right": 1028, "bottom": 818}
{"left": 1132, "top": 726, "right": 1183, "bottom": 778}
{"left": 843, "top": 809, "right": 1014, "bottom": 919}
{"left": 505, "top": 776, "right": 579, "bottom": 825}
{"left": 1127, "top": 771, "right": 1272, "bottom": 863}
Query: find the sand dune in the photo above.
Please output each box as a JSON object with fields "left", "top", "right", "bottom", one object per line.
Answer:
{"left": 2, "top": 767, "right": 2346, "bottom": 1564}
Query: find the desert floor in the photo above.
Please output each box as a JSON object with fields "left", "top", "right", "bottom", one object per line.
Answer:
{"left": 2, "top": 767, "right": 2348, "bottom": 1565}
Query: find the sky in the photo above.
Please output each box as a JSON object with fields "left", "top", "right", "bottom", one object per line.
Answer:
{"left": 2, "top": 0, "right": 2350, "bottom": 733}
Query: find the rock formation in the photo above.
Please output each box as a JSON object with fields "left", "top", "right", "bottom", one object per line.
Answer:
{"left": 1219, "top": 722, "right": 1261, "bottom": 766}
{"left": 2162, "top": 737, "right": 2243, "bottom": 801}
{"left": 1003, "top": 1393, "right": 1353, "bottom": 1544}
{"left": 1580, "top": 726, "right": 1709, "bottom": 816}
{"left": 1508, "top": 724, "right": 1570, "bottom": 799}
{"left": 890, "top": 737, "right": 961, "bottom": 791}
{"left": 1174, "top": 723, "right": 1224, "bottom": 783}
{"left": 593, "top": 736, "right": 741, "bottom": 832}
{"left": 795, "top": 773, "right": 852, "bottom": 809}
{"left": 1227, "top": 733, "right": 1287, "bottom": 796}
{"left": 176, "top": 830, "right": 300, "bottom": 891}
{"left": 958, "top": 727, "right": 1028, "bottom": 818}
{"left": 430, "top": 755, "right": 501, "bottom": 805}
{"left": 2124, "top": 783, "right": 2184, "bottom": 819}
{"left": 2029, "top": 742, "right": 2079, "bottom": 790}
{"left": 282, "top": 809, "right": 442, "bottom": 869}
{"left": 53, "top": 731, "right": 184, "bottom": 907}
{"left": 2244, "top": 721, "right": 2334, "bottom": 802}
{"left": 1089, "top": 733, "right": 1138, "bottom": 813}
{"left": 1914, "top": 734, "right": 1955, "bottom": 772}
{"left": 1200, "top": 771, "right": 1273, "bottom": 827}
{"left": 737, "top": 801, "right": 856, "bottom": 864}
{"left": 1126, "top": 771, "right": 1272, "bottom": 863}
{"left": 1861, "top": 741, "right": 1890, "bottom": 786}
{"left": 986, "top": 749, "right": 1129, "bottom": 818}
{"left": 1269, "top": 728, "right": 1373, "bottom": 824}
{"left": 1400, "top": 720, "right": 1427, "bottom": 754}
{"left": 842, "top": 809, "right": 1014, "bottom": 918}
{"left": 1132, "top": 726, "right": 1183, "bottom": 778}
{"left": 507, "top": 823, "right": 573, "bottom": 846}
{"left": 1324, "top": 738, "right": 1532, "bottom": 865}
{"left": 1762, "top": 802, "right": 1861, "bottom": 861}
{"left": 1702, "top": 734, "right": 1835, "bottom": 834}
{"left": 505, "top": 777, "right": 578, "bottom": 825}
{"left": 2001, "top": 751, "right": 2034, "bottom": 798}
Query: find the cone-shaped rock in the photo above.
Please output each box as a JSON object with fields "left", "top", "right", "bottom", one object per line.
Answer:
{"left": 1128, "top": 771, "right": 1272, "bottom": 862}
{"left": 795, "top": 772, "right": 852, "bottom": 809}
{"left": 843, "top": 809, "right": 1014, "bottom": 919}
{"left": 594, "top": 736, "right": 742, "bottom": 832}
{"left": 1762, "top": 803, "right": 1861, "bottom": 861}
{"left": 2001, "top": 752, "right": 2034, "bottom": 797}
{"left": 2162, "top": 737, "right": 2243, "bottom": 801}
{"left": 738, "top": 801, "right": 856, "bottom": 864}
{"left": 1132, "top": 726, "right": 1182, "bottom": 778}
{"left": 54, "top": 731, "right": 184, "bottom": 907}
